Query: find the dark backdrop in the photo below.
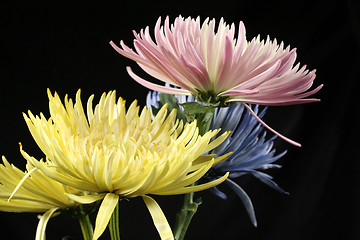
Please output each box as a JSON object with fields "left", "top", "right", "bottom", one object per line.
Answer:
{"left": 1, "top": 0, "right": 359, "bottom": 239}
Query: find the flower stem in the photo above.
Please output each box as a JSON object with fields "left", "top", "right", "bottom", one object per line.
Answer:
{"left": 78, "top": 211, "right": 93, "bottom": 240}
{"left": 173, "top": 102, "right": 216, "bottom": 239}
{"left": 173, "top": 190, "right": 201, "bottom": 240}
{"left": 108, "top": 201, "right": 120, "bottom": 240}
{"left": 173, "top": 100, "right": 216, "bottom": 240}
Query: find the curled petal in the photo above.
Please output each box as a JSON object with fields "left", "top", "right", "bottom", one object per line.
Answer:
{"left": 142, "top": 195, "right": 174, "bottom": 240}
{"left": 35, "top": 208, "right": 59, "bottom": 240}
{"left": 93, "top": 193, "right": 119, "bottom": 240}
{"left": 242, "top": 103, "right": 301, "bottom": 147}
{"left": 126, "top": 67, "right": 191, "bottom": 95}
{"left": 66, "top": 193, "right": 107, "bottom": 204}
{"left": 225, "top": 178, "right": 257, "bottom": 227}
{"left": 7, "top": 167, "right": 38, "bottom": 202}
{"left": 154, "top": 172, "right": 229, "bottom": 195}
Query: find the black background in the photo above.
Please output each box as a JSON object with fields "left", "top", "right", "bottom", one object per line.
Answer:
{"left": 1, "top": 0, "right": 359, "bottom": 239}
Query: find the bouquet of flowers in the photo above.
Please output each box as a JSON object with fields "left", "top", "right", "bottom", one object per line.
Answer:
{"left": 0, "top": 16, "right": 322, "bottom": 240}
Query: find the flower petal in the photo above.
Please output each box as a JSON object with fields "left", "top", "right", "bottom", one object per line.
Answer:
{"left": 242, "top": 103, "right": 301, "bottom": 147}
{"left": 250, "top": 171, "right": 289, "bottom": 195}
{"left": 35, "top": 207, "right": 59, "bottom": 240}
{"left": 126, "top": 67, "right": 191, "bottom": 95}
{"left": 225, "top": 178, "right": 257, "bottom": 227}
{"left": 7, "top": 167, "right": 38, "bottom": 202}
{"left": 154, "top": 172, "right": 229, "bottom": 195}
{"left": 93, "top": 193, "right": 119, "bottom": 240}
{"left": 142, "top": 195, "right": 174, "bottom": 240}
{"left": 66, "top": 193, "right": 107, "bottom": 204}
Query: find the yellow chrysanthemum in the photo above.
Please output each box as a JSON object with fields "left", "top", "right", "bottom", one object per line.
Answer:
{"left": 0, "top": 156, "right": 87, "bottom": 240}
{"left": 21, "top": 89, "right": 230, "bottom": 240}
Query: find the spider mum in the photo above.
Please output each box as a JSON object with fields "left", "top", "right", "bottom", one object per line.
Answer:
{"left": 111, "top": 15, "right": 322, "bottom": 106}
{"left": 21, "top": 89, "right": 230, "bottom": 240}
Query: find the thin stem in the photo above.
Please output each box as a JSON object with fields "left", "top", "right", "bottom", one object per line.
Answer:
{"left": 173, "top": 100, "right": 216, "bottom": 240}
{"left": 78, "top": 212, "right": 93, "bottom": 240}
{"left": 108, "top": 201, "right": 120, "bottom": 240}
{"left": 174, "top": 190, "right": 201, "bottom": 240}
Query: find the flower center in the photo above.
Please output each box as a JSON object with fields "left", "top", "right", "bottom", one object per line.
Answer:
{"left": 194, "top": 90, "right": 230, "bottom": 107}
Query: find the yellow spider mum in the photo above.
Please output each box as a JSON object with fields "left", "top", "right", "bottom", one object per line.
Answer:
{"left": 0, "top": 156, "right": 87, "bottom": 240}
{"left": 21, "top": 89, "right": 230, "bottom": 240}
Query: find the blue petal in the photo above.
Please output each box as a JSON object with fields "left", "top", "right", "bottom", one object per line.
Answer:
{"left": 225, "top": 178, "right": 257, "bottom": 227}
{"left": 249, "top": 170, "right": 289, "bottom": 195}
{"left": 209, "top": 186, "right": 228, "bottom": 200}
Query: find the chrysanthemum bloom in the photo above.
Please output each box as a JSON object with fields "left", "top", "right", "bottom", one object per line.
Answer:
{"left": 21, "top": 89, "right": 230, "bottom": 240}
{"left": 0, "top": 156, "right": 84, "bottom": 240}
{"left": 147, "top": 91, "right": 286, "bottom": 227}
{"left": 110, "top": 16, "right": 323, "bottom": 146}
{"left": 205, "top": 103, "right": 287, "bottom": 227}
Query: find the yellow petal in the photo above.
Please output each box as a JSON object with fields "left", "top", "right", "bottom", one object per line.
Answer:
{"left": 154, "top": 172, "right": 229, "bottom": 195}
{"left": 93, "top": 193, "right": 119, "bottom": 240}
{"left": 7, "top": 167, "right": 38, "bottom": 202}
{"left": 35, "top": 207, "right": 59, "bottom": 240}
{"left": 20, "top": 147, "right": 100, "bottom": 192}
{"left": 142, "top": 195, "right": 174, "bottom": 240}
{"left": 0, "top": 199, "right": 55, "bottom": 212}
{"left": 202, "top": 131, "right": 231, "bottom": 153}
{"left": 189, "top": 152, "right": 232, "bottom": 172}
{"left": 66, "top": 193, "right": 106, "bottom": 204}
{"left": 159, "top": 159, "right": 214, "bottom": 193}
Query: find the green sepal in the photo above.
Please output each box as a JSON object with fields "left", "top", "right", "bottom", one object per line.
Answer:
{"left": 194, "top": 197, "right": 202, "bottom": 206}
{"left": 61, "top": 236, "right": 75, "bottom": 240}
{"left": 181, "top": 102, "right": 215, "bottom": 135}
{"left": 194, "top": 89, "right": 230, "bottom": 107}
{"left": 60, "top": 200, "right": 101, "bottom": 218}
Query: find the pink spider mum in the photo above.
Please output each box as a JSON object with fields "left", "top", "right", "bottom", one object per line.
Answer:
{"left": 110, "top": 16, "right": 323, "bottom": 146}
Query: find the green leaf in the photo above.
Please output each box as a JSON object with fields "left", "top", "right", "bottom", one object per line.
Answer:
{"left": 152, "top": 93, "right": 187, "bottom": 122}
{"left": 152, "top": 93, "right": 216, "bottom": 135}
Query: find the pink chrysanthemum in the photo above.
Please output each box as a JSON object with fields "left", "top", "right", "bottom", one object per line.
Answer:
{"left": 110, "top": 15, "right": 322, "bottom": 107}
{"left": 110, "top": 16, "right": 323, "bottom": 147}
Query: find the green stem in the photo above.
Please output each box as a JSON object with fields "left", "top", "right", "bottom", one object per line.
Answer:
{"left": 174, "top": 191, "right": 201, "bottom": 240}
{"left": 78, "top": 212, "right": 93, "bottom": 240}
{"left": 108, "top": 201, "right": 120, "bottom": 240}
{"left": 173, "top": 100, "right": 216, "bottom": 240}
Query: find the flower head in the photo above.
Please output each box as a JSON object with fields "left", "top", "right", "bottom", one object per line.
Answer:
{"left": 21, "top": 89, "right": 230, "bottom": 240}
{"left": 206, "top": 103, "right": 287, "bottom": 227}
{"left": 0, "top": 156, "right": 83, "bottom": 240}
{"left": 147, "top": 91, "right": 287, "bottom": 227}
{"left": 111, "top": 15, "right": 322, "bottom": 106}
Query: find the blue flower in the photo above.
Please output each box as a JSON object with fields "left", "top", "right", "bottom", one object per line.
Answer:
{"left": 205, "top": 103, "right": 287, "bottom": 227}
{"left": 147, "top": 90, "right": 287, "bottom": 227}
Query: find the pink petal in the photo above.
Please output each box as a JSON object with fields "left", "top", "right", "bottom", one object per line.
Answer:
{"left": 242, "top": 103, "right": 301, "bottom": 147}
{"left": 220, "top": 89, "right": 260, "bottom": 96}
{"left": 126, "top": 66, "right": 191, "bottom": 95}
